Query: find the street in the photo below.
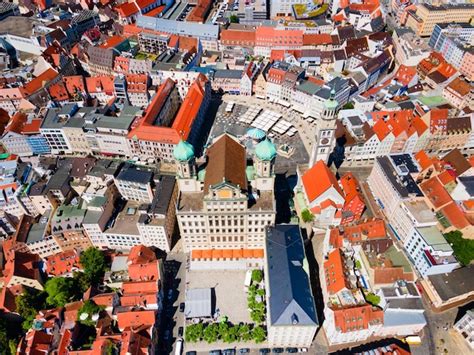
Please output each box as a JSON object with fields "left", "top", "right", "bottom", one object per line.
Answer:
{"left": 159, "top": 243, "right": 187, "bottom": 355}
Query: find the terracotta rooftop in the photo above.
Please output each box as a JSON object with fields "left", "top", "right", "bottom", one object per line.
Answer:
{"left": 302, "top": 160, "right": 343, "bottom": 203}
{"left": 203, "top": 134, "right": 247, "bottom": 194}
{"left": 191, "top": 248, "right": 264, "bottom": 259}
{"left": 324, "top": 249, "right": 349, "bottom": 294}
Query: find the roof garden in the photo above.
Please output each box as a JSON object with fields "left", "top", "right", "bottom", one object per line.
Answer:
{"left": 293, "top": 2, "right": 328, "bottom": 20}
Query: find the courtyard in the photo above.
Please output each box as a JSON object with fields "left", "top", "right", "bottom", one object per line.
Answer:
{"left": 186, "top": 269, "right": 252, "bottom": 324}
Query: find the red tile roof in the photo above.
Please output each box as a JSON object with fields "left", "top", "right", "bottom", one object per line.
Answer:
{"left": 116, "top": 1, "right": 140, "bottom": 17}
{"left": 85, "top": 75, "right": 115, "bottom": 95}
{"left": 127, "top": 245, "right": 156, "bottom": 264}
{"left": 44, "top": 250, "right": 81, "bottom": 276}
{"left": 0, "top": 284, "right": 23, "bottom": 312}
{"left": 333, "top": 304, "right": 384, "bottom": 333}
{"left": 187, "top": 0, "right": 212, "bottom": 22}
{"left": 23, "top": 68, "right": 59, "bottom": 96}
{"left": 372, "top": 119, "right": 391, "bottom": 140}
{"left": 120, "top": 293, "right": 157, "bottom": 307}
{"left": 220, "top": 29, "right": 256, "bottom": 46}
{"left": 63, "top": 76, "right": 86, "bottom": 96}
{"left": 394, "top": 65, "right": 417, "bottom": 86}
{"left": 128, "top": 262, "right": 160, "bottom": 282}
{"left": 48, "top": 82, "right": 69, "bottom": 102}
{"left": 420, "top": 176, "right": 452, "bottom": 209}
{"left": 127, "top": 74, "right": 207, "bottom": 144}
{"left": 415, "top": 150, "right": 433, "bottom": 171}
{"left": 126, "top": 74, "right": 148, "bottom": 93}
{"left": 302, "top": 160, "right": 343, "bottom": 203}
{"left": 117, "top": 310, "right": 155, "bottom": 330}
{"left": 441, "top": 202, "right": 471, "bottom": 229}
{"left": 324, "top": 249, "right": 349, "bottom": 294}
{"left": 100, "top": 35, "right": 127, "bottom": 49}
{"left": 122, "top": 281, "right": 157, "bottom": 294}
{"left": 191, "top": 248, "right": 264, "bottom": 259}
{"left": 302, "top": 33, "right": 332, "bottom": 46}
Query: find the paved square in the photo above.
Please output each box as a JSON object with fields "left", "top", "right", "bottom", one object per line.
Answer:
{"left": 186, "top": 269, "right": 252, "bottom": 324}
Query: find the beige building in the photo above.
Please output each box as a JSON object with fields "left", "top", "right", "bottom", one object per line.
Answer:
{"left": 175, "top": 133, "right": 277, "bottom": 252}
{"left": 63, "top": 125, "right": 91, "bottom": 155}
{"left": 406, "top": 4, "right": 474, "bottom": 37}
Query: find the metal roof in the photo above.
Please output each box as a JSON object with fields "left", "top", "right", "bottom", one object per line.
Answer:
{"left": 266, "top": 225, "right": 318, "bottom": 327}
{"left": 184, "top": 288, "right": 212, "bottom": 319}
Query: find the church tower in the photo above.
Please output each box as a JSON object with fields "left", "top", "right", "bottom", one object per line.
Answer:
{"left": 310, "top": 88, "right": 339, "bottom": 166}
{"left": 173, "top": 140, "right": 199, "bottom": 192}
{"left": 253, "top": 138, "right": 277, "bottom": 191}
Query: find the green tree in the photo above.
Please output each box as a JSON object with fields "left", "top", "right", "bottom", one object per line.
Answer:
{"left": 355, "top": 260, "right": 362, "bottom": 269}
{"left": 203, "top": 323, "right": 219, "bottom": 343}
{"left": 252, "top": 325, "right": 266, "bottom": 343}
{"left": 301, "top": 209, "right": 314, "bottom": 223}
{"left": 444, "top": 230, "right": 474, "bottom": 266}
{"left": 218, "top": 321, "right": 229, "bottom": 338}
{"left": 45, "top": 277, "right": 76, "bottom": 307}
{"left": 73, "top": 271, "right": 91, "bottom": 293}
{"left": 77, "top": 300, "right": 103, "bottom": 327}
{"left": 256, "top": 288, "right": 265, "bottom": 297}
{"left": 15, "top": 288, "right": 47, "bottom": 331}
{"left": 251, "top": 270, "right": 263, "bottom": 283}
{"left": 238, "top": 324, "right": 252, "bottom": 342}
{"left": 229, "top": 15, "right": 239, "bottom": 23}
{"left": 223, "top": 325, "right": 239, "bottom": 343}
{"left": 250, "top": 309, "right": 265, "bottom": 323}
{"left": 365, "top": 292, "right": 381, "bottom": 306}
{"left": 343, "top": 102, "right": 354, "bottom": 110}
{"left": 80, "top": 247, "right": 107, "bottom": 284}
{"left": 185, "top": 323, "right": 204, "bottom": 342}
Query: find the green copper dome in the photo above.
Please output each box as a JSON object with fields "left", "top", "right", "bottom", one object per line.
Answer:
{"left": 247, "top": 127, "right": 266, "bottom": 140}
{"left": 325, "top": 88, "right": 338, "bottom": 110}
{"left": 325, "top": 98, "right": 339, "bottom": 110}
{"left": 255, "top": 138, "right": 277, "bottom": 161}
{"left": 173, "top": 140, "right": 195, "bottom": 161}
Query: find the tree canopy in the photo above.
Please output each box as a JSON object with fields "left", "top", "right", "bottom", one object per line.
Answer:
{"left": 78, "top": 300, "right": 103, "bottom": 327}
{"left": 0, "top": 320, "right": 20, "bottom": 355}
{"left": 365, "top": 292, "right": 381, "bottom": 306}
{"left": 444, "top": 230, "right": 474, "bottom": 266}
{"left": 15, "top": 288, "right": 47, "bottom": 331}
{"left": 251, "top": 269, "right": 263, "bottom": 283}
{"left": 80, "top": 247, "right": 107, "bottom": 284}
{"left": 301, "top": 209, "right": 314, "bottom": 223}
{"left": 44, "top": 277, "right": 78, "bottom": 308}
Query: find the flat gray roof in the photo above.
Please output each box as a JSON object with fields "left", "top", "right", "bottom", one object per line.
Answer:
{"left": 185, "top": 288, "right": 212, "bottom": 319}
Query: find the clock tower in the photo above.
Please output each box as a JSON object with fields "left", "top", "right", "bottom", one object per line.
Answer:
{"left": 310, "top": 88, "right": 339, "bottom": 166}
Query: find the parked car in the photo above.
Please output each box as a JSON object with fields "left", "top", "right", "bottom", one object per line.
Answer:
{"left": 298, "top": 348, "right": 308, "bottom": 353}
{"left": 178, "top": 326, "right": 184, "bottom": 337}
{"left": 185, "top": 352, "right": 197, "bottom": 355}
{"left": 286, "top": 348, "right": 298, "bottom": 353}
{"left": 179, "top": 302, "right": 185, "bottom": 312}
{"left": 259, "top": 349, "right": 271, "bottom": 354}
{"left": 272, "top": 349, "right": 284, "bottom": 354}
{"left": 239, "top": 349, "right": 250, "bottom": 354}
{"left": 223, "top": 350, "right": 236, "bottom": 355}
{"left": 209, "top": 351, "right": 221, "bottom": 355}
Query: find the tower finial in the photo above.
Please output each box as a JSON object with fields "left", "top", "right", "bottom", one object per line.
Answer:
{"left": 330, "top": 84, "right": 336, "bottom": 99}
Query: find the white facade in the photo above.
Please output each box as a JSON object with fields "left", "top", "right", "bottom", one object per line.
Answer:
{"left": 1, "top": 131, "right": 33, "bottom": 156}
{"left": 40, "top": 128, "right": 72, "bottom": 154}
{"left": 454, "top": 311, "right": 474, "bottom": 350}
{"left": 114, "top": 178, "right": 153, "bottom": 204}
{"left": 404, "top": 226, "right": 459, "bottom": 277}
{"left": 270, "top": 0, "right": 308, "bottom": 17}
